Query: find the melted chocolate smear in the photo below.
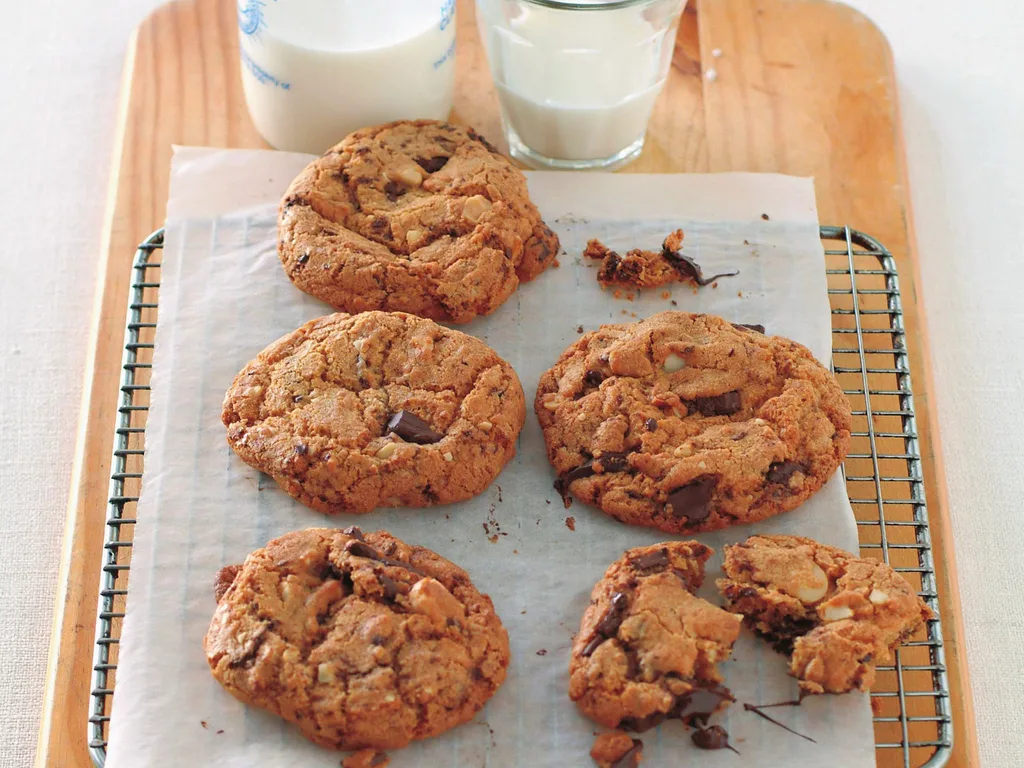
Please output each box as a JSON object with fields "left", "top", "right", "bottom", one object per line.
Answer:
{"left": 645, "top": 417, "right": 658, "bottom": 432}
{"left": 342, "top": 526, "right": 365, "bottom": 541}
{"left": 732, "top": 322, "right": 766, "bottom": 334}
{"left": 343, "top": 539, "right": 427, "bottom": 577}
{"left": 563, "top": 451, "right": 630, "bottom": 486}
{"left": 415, "top": 155, "right": 449, "bottom": 173}
{"left": 662, "top": 239, "right": 739, "bottom": 286}
{"left": 665, "top": 476, "right": 718, "bottom": 523}
{"left": 677, "top": 684, "right": 736, "bottom": 727}
{"left": 379, "top": 573, "right": 402, "bottom": 600}
{"left": 630, "top": 547, "right": 670, "bottom": 573}
{"left": 610, "top": 741, "right": 644, "bottom": 768}
{"left": 582, "top": 592, "right": 629, "bottom": 657}
{"left": 743, "top": 703, "right": 817, "bottom": 743}
{"left": 386, "top": 410, "right": 443, "bottom": 444}
{"left": 767, "top": 461, "right": 805, "bottom": 484}
{"left": 687, "top": 390, "right": 742, "bottom": 417}
{"left": 692, "top": 725, "right": 740, "bottom": 754}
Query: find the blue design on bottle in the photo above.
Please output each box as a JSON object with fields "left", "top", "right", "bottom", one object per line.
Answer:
{"left": 238, "top": 0, "right": 265, "bottom": 37}
{"left": 440, "top": 0, "right": 455, "bottom": 31}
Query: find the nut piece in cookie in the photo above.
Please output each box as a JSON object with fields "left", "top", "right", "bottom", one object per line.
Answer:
{"left": 583, "top": 230, "right": 738, "bottom": 289}
{"left": 222, "top": 311, "right": 526, "bottom": 515}
{"left": 204, "top": 527, "right": 510, "bottom": 751}
{"left": 536, "top": 311, "right": 852, "bottom": 534}
{"left": 569, "top": 541, "right": 742, "bottom": 731}
{"left": 716, "top": 534, "right": 933, "bottom": 694}
{"left": 278, "top": 120, "right": 559, "bottom": 323}
{"left": 590, "top": 731, "right": 643, "bottom": 767}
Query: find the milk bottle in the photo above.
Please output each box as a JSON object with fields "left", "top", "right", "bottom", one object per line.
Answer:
{"left": 237, "top": 0, "right": 457, "bottom": 153}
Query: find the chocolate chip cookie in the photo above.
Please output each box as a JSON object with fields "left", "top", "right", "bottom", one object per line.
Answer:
{"left": 222, "top": 311, "right": 525, "bottom": 514}
{"left": 569, "top": 541, "right": 742, "bottom": 731}
{"left": 535, "top": 312, "right": 851, "bottom": 533}
{"left": 205, "top": 527, "right": 510, "bottom": 750}
{"left": 717, "top": 534, "right": 933, "bottom": 694}
{"left": 278, "top": 120, "right": 559, "bottom": 323}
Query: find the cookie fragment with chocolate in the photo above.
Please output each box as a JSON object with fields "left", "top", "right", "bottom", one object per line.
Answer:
{"left": 590, "top": 731, "right": 643, "bottom": 767}
{"left": 278, "top": 119, "right": 558, "bottom": 323}
{"left": 717, "top": 534, "right": 933, "bottom": 694}
{"left": 535, "top": 311, "right": 852, "bottom": 533}
{"left": 205, "top": 528, "right": 510, "bottom": 750}
{"left": 223, "top": 311, "right": 525, "bottom": 515}
{"left": 583, "top": 230, "right": 737, "bottom": 289}
{"left": 569, "top": 541, "right": 742, "bottom": 730}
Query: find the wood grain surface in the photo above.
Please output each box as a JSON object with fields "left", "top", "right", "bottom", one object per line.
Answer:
{"left": 36, "top": 0, "right": 978, "bottom": 766}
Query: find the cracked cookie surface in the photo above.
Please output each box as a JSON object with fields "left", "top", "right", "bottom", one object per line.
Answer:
{"left": 278, "top": 119, "right": 559, "bottom": 323}
{"left": 717, "top": 534, "right": 933, "bottom": 694}
{"left": 222, "top": 311, "right": 525, "bottom": 515}
{"left": 204, "top": 527, "right": 510, "bottom": 750}
{"left": 535, "top": 312, "right": 851, "bottom": 533}
{"left": 569, "top": 541, "right": 741, "bottom": 730}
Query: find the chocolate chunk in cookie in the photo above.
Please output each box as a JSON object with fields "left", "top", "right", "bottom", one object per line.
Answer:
{"left": 205, "top": 528, "right": 510, "bottom": 750}
{"left": 569, "top": 541, "right": 741, "bottom": 730}
{"left": 278, "top": 120, "right": 559, "bottom": 323}
{"left": 717, "top": 534, "right": 933, "bottom": 694}
{"left": 222, "top": 311, "right": 525, "bottom": 515}
{"left": 535, "top": 312, "right": 852, "bottom": 534}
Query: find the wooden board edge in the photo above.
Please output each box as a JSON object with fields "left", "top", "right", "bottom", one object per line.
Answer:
{"left": 34, "top": 27, "right": 141, "bottom": 768}
{"left": 888, "top": 72, "right": 981, "bottom": 768}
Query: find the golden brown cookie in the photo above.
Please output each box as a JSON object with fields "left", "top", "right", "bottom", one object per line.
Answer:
{"left": 278, "top": 119, "right": 559, "bottom": 323}
{"left": 717, "top": 534, "right": 933, "bottom": 694}
{"left": 205, "top": 527, "right": 510, "bottom": 751}
{"left": 569, "top": 541, "right": 742, "bottom": 731}
{"left": 535, "top": 312, "right": 851, "bottom": 533}
{"left": 222, "top": 311, "right": 525, "bottom": 515}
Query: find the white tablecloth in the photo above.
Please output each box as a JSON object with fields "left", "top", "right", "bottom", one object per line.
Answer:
{"left": 1, "top": 1, "right": 1020, "bottom": 766}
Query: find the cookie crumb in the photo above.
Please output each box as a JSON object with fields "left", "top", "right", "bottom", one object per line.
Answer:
{"left": 761, "top": 213, "right": 770, "bottom": 220}
{"left": 200, "top": 721, "right": 208, "bottom": 729}
{"left": 342, "top": 749, "right": 390, "bottom": 768}
{"left": 661, "top": 291, "right": 670, "bottom": 299}
{"left": 576, "top": 325, "right": 585, "bottom": 334}
{"left": 565, "top": 516, "right": 576, "bottom": 531}
{"left": 670, "top": 300, "right": 677, "bottom": 306}
{"left": 590, "top": 731, "right": 642, "bottom": 767}
{"left": 536, "top": 649, "right": 548, "bottom": 656}
{"left": 216, "top": 729, "right": 224, "bottom": 735}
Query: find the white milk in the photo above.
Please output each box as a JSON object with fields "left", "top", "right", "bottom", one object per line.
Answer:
{"left": 483, "top": 2, "right": 679, "bottom": 165}
{"left": 237, "top": 0, "right": 457, "bottom": 153}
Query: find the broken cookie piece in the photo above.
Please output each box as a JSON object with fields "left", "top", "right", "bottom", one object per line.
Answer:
{"left": 205, "top": 527, "right": 510, "bottom": 750}
{"left": 717, "top": 534, "right": 933, "bottom": 694}
{"left": 583, "top": 230, "right": 738, "bottom": 289}
{"left": 590, "top": 731, "right": 644, "bottom": 767}
{"left": 342, "top": 749, "right": 390, "bottom": 768}
{"left": 569, "top": 541, "right": 742, "bottom": 731}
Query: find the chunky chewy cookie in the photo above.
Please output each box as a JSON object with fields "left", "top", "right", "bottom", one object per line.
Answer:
{"left": 569, "top": 541, "right": 742, "bottom": 731}
{"left": 583, "top": 230, "right": 737, "bottom": 289}
{"left": 222, "top": 311, "right": 525, "bottom": 514}
{"left": 536, "top": 312, "right": 851, "bottom": 533}
{"left": 717, "top": 534, "right": 933, "bottom": 694}
{"left": 278, "top": 120, "right": 559, "bottom": 323}
{"left": 205, "top": 527, "right": 510, "bottom": 750}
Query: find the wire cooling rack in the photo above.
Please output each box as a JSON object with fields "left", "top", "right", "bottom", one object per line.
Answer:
{"left": 88, "top": 226, "right": 952, "bottom": 767}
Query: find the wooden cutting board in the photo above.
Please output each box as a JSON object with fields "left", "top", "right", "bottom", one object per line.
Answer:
{"left": 36, "top": 0, "right": 979, "bottom": 766}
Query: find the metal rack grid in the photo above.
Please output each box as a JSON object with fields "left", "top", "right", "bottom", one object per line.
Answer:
{"left": 88, "top": 226, "right": 952, "bottom": 767}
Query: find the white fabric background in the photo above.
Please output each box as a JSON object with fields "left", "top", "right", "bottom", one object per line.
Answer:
{"left": 0, "top": 1, "right": 1020, "bottom": 766}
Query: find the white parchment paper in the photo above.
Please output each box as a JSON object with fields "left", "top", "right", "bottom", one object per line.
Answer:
{"left": 105, "top": 146, "right": 875, "bottom": 768}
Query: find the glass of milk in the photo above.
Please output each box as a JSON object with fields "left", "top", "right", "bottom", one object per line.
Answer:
{"left": 476, "top": 0, "right": 686, "bottom": 170}
{"left": 237, "top": 0, "right": 457, "bottom": 153}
